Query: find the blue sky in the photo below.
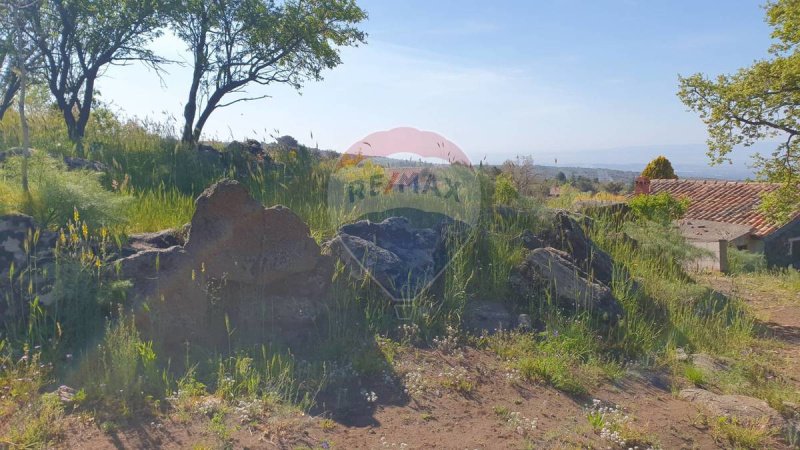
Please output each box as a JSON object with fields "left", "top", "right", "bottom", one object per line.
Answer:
{"left": 98, "top": 0, "right": 774, "bottom": 171}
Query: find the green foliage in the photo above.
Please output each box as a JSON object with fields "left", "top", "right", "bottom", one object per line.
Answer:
{"left": 88, "top": 314, "right": 164, "bottom": 416}
{"left": 727, "top": 248, "right": 767, "bottom": 274}
{"left": 171, "top": 0, "right": 367, "bottom": 142}
{"left": 28, "top": 0, "right": 168, "bottom": 153}
{"left": 0, "top": 152, "right": 129, "bottom": 229}
{"left": 493, "top": 173, "right": 519, "bottom": 205}
{"left": 678, "top": 0, "right": 800, "bottom": 221}
{"left": 683, "top": 365, "right": 709, "bottom": 387}
{"left": 628, "top": 191, "right": 688, "bottom": 225}
{"left": 641, "top": 156, "right": 678, "bottom": 179}
{"left": 2, "top": 392, "right": 64, "bottom": 448}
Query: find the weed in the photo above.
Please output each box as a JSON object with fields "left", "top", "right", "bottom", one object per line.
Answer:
{"left": 710, "top": 416, "right": 775, "bottom": 449}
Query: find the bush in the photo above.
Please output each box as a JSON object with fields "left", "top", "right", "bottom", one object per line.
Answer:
{"left": 493, "top": 173, "right": 519, "bottom": 205}
{"left": 628, "top": 192, "right": 688, "bottom": 225}
{"left": 727, "top": 248, "right": 767, "bottom": 274}
{"left": 0, "top": 152, "right": 129, "bottom": 229}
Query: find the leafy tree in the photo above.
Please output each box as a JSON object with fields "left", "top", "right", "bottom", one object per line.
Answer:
{"left": 0, "top": 7, "right": 20, "bottom": 121}
{"left": 26, "top": 0, "right": 166, "bottom": 156}
{"left": 171, "top": 0, "right": 367, "bottom": 144}
{"left": 641, "top": 156, "right": 677, "bottom": 179}
{"left": 602, "top": 180, "right": 625, "bottom": 195}
{"left": 555, "top": 171, "right": 567, "bottom": 184}
{"left": 678, "top": 0, "right": 800, "bottom": 223}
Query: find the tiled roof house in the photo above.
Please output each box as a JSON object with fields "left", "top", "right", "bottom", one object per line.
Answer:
{"left": 634, "top": 177, "right": 800, "bottom": 269}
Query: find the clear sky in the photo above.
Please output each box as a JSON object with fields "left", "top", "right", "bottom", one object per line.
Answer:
{"left": 97, "top": 0, "right": 774, "bottom": 171}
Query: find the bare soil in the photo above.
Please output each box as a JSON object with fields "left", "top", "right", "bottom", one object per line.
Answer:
{"left": 53, "top": 274, "right": 800, "bottom": 449}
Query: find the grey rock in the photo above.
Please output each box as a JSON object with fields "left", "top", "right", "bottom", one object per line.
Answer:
{"left": 541, "top": 211, "right": 617, "bottom": 286}
{"left": 463, "top": 301, "right": 513, "bottom": 334}
{"left": 63, "top": 156, "right": 108, "bottom": 172}
{"left": 0, "top": 214, "right": 57, "bottom": 320}
{"left": 510, "top": 247, "right": 623, "bottom": 322}
{"left": 126, "top": 226, "right": 188, "bottom": 253}
{"left": 516, "top": 314, "right": 533, "bottom": 332}
{"left": 519, "top": 230, "right": 543, "bottom": 250}
{"left": 691, "top": 353, "right": 731, "bottom": 375}
{"left": 0, "top": 147, "right": 31, "bottom": 163}
{"left": 679, "top": 388, "right": 785, "bottom": 428}
{"left": 324, "top": 217, "right": 444, "bottom": 300}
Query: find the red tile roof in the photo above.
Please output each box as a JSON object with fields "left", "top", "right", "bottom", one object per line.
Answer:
{"left": 648, "top": 179, "right": 795, "bottom": 238}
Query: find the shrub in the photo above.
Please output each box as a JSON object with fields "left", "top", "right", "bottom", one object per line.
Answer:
{"left": 641, "top": 155, "right": 678, "bottom": 179}
{"left": 493, "top": 173, "right": 519, "bottom": 205}
{"left": 628, "top": 191, "right": 688, "bottom": 225}
{"left": 0, "top": 152, "right": 129, "bottom": 229}
{"left": 727, "top": 248, "right": 767, "bottom": 274}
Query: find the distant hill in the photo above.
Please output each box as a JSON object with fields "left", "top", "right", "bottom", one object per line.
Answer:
{"left": 530, "top": 165, "right": 639, "bottom": 183}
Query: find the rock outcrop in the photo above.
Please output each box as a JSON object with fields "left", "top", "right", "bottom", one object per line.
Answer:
{"left": 0, "top": 214, "right": 57, "bottom": 322}
{"left": 510, "top": 247, "right": 623, "bottom": 322}
{"left": 117, "top": 180, "right": 333, "bottom": 354}
{"left": 524, "top": 211, "right": 617, "bottom": 286}
{"left": 679, "top": 388, "right": 785, "bottom": 428}
{"left": 324, "top": 217, "right": 447, "bottom": 300}
{"left": 463, "top": 301, "right": 513, "bottom": 334}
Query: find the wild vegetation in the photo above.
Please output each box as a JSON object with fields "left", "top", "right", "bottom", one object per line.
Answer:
{"left": 0, "top": 0, "right": 799, "bottom": 448}
{"left": 0, "top": 102, "right": 798, "bottom": 448}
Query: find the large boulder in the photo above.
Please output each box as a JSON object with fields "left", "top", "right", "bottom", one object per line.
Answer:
{"left": 509, "top": 247, "right": 623, "bottom": 322}
{"left": 536, "top": 211, "right": 616, "bottom": 286}
{"left": 324, "top": 217, "right": 445, "bottom": 300}
{"left": 117, "top": 180, "right": 333, "bottom": 354}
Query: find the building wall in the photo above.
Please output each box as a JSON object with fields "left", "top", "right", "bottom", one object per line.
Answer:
{"left": 764, "top": 217, "right": 800, "bottom": 268}
{"left": 685, "top": 239, "right": 729, "bottom": 273}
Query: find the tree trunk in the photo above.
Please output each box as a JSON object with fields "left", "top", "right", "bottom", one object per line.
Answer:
{"left": 15, "top": 4, "right": 30, "bottom": 196}
{"left": 181, "top": 20, "right": 208, "bottom": 146}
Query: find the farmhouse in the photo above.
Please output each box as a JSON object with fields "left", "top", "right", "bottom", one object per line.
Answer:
{"left": 634, "top": 177, "right": 800, "bottom": 270}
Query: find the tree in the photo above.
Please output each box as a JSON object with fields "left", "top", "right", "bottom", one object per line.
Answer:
{"left": 1, "top": 0, "right": 39, "bottom": 196}
{"left": 678, "top": 0, "right": 800, "bottom": 223}
{"left": 641, "top": 156, "right": 678, "bottom": 179}
{"left": 172, "top": 0, "right": 367, "bottom": 145}
{"left": 26, "top": 0, "right": 166, "bottom": 156}
{"left": 555, "top": 171, "right": 567, "bottom": 184}
{"left": 0, "top": 29, "right": 20, "bottom": 120}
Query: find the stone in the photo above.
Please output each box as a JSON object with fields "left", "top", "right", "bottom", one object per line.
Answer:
{"left": 0, "top": 147, "right": 31, "bottom": 163}
{"left": 54, "top": 385, "right": 77, "bottom": 404}
{"left": 117, "top": 180, "right": 333, "bottom": 355}
{"left": 691, "top": 353, "right": 731, "bottom": 375}
{"left": 125, "top": 226, "right": 189, "bottom": 253}
{"left": 0, "top": 214, "right": 57, "bottom": 320}
{"left": 679, "top": 388, "right": 785, "bottom": 428}
{"left": 324, "top": 217, "right": 445, "bottom": 300}
{"left": 509, "top": 247, "right": 623, "bottom": 322}
{"left": 541, "top": 211, "right": 617, "bottom": 286}
{"left": 63, "top": 156, "right": 108, "bottom": 172}
{"left": 516, "top": 314, "right": 533, "bottom": 332}
{"left": 519, "top": 230, "right": 543, "bottom": 250}
{"left": 463, "top": 301, "right": 513, "bottom": 334}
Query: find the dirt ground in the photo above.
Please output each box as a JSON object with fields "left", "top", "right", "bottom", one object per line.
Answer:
{"left": 57, "top": 274, "right": 800, "bottom": 449}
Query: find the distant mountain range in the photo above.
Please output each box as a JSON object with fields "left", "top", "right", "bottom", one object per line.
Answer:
{"left": 323, "top": 141, "right": 777, "bottom": 182}
{"left": 486, "top": 142, "right": 779, "bottom": 181}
